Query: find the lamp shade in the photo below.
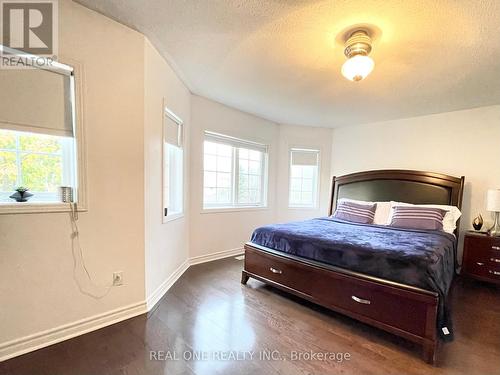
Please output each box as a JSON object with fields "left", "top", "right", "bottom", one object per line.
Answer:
{"left": 341, "top": 55, "right": 374, "bottom": 82}
{"left": 486, "top": 189, "right": 500, "bottom": 212}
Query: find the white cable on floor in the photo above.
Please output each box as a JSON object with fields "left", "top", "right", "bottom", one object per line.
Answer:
{"left": 70, "top": 202, "right": 112, "bottom": 299}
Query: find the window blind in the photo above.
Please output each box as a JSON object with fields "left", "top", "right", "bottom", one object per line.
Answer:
{"left": 0, "top": 68, "right": 74, "bottom": 137}
{"left": 204, "top": 131, "right": 268, "bottom": 153}
{"left": 291, "top": 149, "right": 319, "bottom": 166}
{"left": 164, "top": 108, "right": 183, "bottom": 147}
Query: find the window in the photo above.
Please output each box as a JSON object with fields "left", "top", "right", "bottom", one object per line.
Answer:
{"left": 203, "top": 132, "right": 268, "bottom": 209}
{"left": 0, "top": 129, "right": 75, "bottom": 202}
{"left": 163, "top": 107, "right": 184, "bottom": 221}
{"left": 289, "top": 148, "right": 320, "bottom": 208}
{"left": 0, "top": 47, "right": 81, "bottom": 210}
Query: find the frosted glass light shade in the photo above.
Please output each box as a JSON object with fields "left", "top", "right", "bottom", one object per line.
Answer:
{"left": 487, "top": 189, "right": 500, "bottom": 211}
{"left": 341, "top": 55, "right": 374, "bottom": 82}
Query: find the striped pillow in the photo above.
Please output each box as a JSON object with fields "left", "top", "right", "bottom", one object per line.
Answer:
{"left": 389, "top": 206, "right": 446, "bottom": 231}
{"left": 333, "top": 201, "right": 376, "bottom": 224}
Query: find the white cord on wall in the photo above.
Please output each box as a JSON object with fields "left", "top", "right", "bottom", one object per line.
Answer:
{"left": 70, "top": 202, "right": 112, "bottom": 299}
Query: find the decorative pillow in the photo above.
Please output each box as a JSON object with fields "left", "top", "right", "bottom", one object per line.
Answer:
{"left": 339, "top": 198, "right": 391, "bottom": 225}
{"left": 387, "top": 201, "right": 461, "bottom": 234}
{"left": 334, "top": 200, "right": 377, "bottom": 224}
{"left": 422, "top": 204, "right": 461, "bottom": 234}
{"left": 389, "top": 206, "right": 446, "bottom": 231}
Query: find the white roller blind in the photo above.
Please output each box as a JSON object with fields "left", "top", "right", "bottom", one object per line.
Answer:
{"left": 205, "top": 131, "right": 268, "bottom": 153}
{"left": 0, "top": 68, "right": 73, "bottom": 137}
{"left": 164, "top": 108, "right": 183, "bottom": 147}
{"left": 291, "top": 149, "right": 319, "bottom": 166}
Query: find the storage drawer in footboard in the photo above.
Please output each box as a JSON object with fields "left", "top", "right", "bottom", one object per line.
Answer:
{"left": 244, "top": 246, "right": 314, "bottom": 296}
{"left": 311, "top": 268, "right": 438, "bottom": 338}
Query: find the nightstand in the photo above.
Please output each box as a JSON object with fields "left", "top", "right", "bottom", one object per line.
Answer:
{"left": 462, "top": 232, "right": 500, "bottom": 284}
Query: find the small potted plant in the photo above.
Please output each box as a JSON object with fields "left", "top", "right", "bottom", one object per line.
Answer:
{"left": 9, "top": 187, "right": 34, "bottom": 202}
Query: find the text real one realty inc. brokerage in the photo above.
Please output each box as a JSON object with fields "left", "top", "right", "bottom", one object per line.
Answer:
{"left": 149, "top": 350, "right": 352, "bottom": 363}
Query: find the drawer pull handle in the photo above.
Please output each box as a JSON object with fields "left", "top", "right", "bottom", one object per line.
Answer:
{"left": 352, "top": 295, "right": 371, "bottom": 305}
{"left": 489, "top": 270, "right": 500, "bottom": 276}
{"left": 492, "top": 246, "right": 500, "bottom": 251}
{"left": 490, "top": 258, "right": 500, "bottom": 263}
{"left": 476, "top": 262, "right": 485, "bottom": 266}
{"left": 269, "top": 267, "right": 282, "bottom": 274}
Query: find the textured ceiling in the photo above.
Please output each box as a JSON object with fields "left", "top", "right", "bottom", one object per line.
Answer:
{"left": 75, "top": 0, "right": 500, "bottom": 127}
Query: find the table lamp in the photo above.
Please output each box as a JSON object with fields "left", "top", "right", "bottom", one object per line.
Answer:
{"left": 487, "top": 189, "right": 500, "bottom": 236}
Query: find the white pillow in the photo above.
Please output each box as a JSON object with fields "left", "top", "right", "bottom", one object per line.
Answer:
{"left": 338, "top": 198, "right": 391, "bottom": 225}
{"left": 373, "top": 202, "right": 392, "bottom": 225}
{"left": 387, "top": 201, "right": 461, "bottom": 234}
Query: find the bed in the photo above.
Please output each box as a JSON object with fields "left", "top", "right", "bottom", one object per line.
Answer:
{"left": 241, "top": 169, "right": 465, "bottom": 364}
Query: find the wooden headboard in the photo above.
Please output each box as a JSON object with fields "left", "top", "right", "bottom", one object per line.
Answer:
{"left": 329, "top": 169, "right": 465, "bottom": 216}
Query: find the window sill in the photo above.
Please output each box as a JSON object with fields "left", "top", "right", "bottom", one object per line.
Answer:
{"left": 0, "top": 202, "right": 87, "bottom": 215}
{"left": 162, "top": 212, "right": 184, "bottom": 223}
{"left": 201, "top": 206, "right": 269, "bottom": 214}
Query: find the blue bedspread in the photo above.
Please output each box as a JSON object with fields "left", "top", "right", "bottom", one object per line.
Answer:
{"left": 250, "top": 217, "right": 457, "bottom": 339}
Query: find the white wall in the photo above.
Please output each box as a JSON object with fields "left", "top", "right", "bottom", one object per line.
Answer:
{"left": 144, "top": 39, "right": 191, "bottom": 304}
{"left": 275, "top": 124, "right": 333, "bottom": 223}
{"left": 189, "top": 96, "right": 279, "bottom": 258}
{"left": 0, "top": 2, "right": 333, "bottom": 359}
{"left": 189, "top": 96, "right": 334, "bottom": 259}
{"left": 0, "top": 0, "right": 146, "bottom": 358}
{"left": 330, "top": 105, "right": 500, "bottom": 258}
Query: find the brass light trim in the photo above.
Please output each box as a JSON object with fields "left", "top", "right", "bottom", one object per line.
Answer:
{"left": 344, "top": 30, "right": 372, "bottom": 58}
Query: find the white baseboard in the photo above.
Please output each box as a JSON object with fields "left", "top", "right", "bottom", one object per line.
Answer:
{"left": 146, "top": 259, "right": 189, "bottom": 311}
{"left": 0, "top": 247, "right": 244, "bottom": 363}
{"left": 188, "top": 247, "right": 244, "bottom": 266}
{"left": 144, "top": 248, "right": 244, "bottom": 311}
{"left": 0, "top": 301, "right": 147, "bottom": 362}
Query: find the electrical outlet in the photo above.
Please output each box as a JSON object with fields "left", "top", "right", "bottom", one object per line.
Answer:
{"left": 113, "top": 271, "right": 124, "bottom": 286}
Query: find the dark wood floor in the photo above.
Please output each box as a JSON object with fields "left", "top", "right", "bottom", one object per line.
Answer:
{"left": 1, "top": 257, "right": 500, "bottom": 375}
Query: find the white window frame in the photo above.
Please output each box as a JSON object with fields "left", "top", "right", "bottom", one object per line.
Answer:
{"left": 202, "top": 131, "right": 268, "bottom": 212}
{"left": 234, "top": 147, "right": 268, "bottom": 208}
{"left": 288, "top": 148, "right": 320, "bottom": 209}
{"left": 0, "top": 55, "right": 87, "bottom": 215}
{"left": 0, "top": 130, "right": 75, "bottom": 202}
{"left": 162, "top": 106, "right": 184, "bottom": 223}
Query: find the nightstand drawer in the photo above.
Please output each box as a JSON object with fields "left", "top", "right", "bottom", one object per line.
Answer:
{"left": 467, "top": 261, "right": 500, "bottom": 280}
{"left": 463, "top": 233, "right": 500, "bottom": 284}
{"left": 490, "top": 245, "right": 500, "bottom": 255}
{"left": 488, "top": 256, "right": 500, "bottom": 266}
{"left": 488, "top": 270, "right": 500, "bottom": 279}
{"left": 464, "top": 236, "right": 500, "bottom": 256}
{"left": 466, "top": 252, "right": 500, "bottom": 267}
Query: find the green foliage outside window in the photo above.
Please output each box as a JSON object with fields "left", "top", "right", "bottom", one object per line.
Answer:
{"left": 19, "top": 133, "right": 62, "bottom": 153}
{"left": 0, "top": 150, "right": 17, "bottom": 191}
{"left": 0, "top": 132, "right": 15, "bottom": 149}
{"left": 0, "top": 130, "right": 63, "bottom": 193}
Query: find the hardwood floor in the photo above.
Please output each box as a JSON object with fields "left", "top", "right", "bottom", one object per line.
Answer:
{"left": 1, "top": 256, "right": 499, "bottom": 375}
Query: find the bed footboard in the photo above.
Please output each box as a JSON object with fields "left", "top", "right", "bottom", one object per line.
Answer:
{"left": 242, "top": 243, "right": 439, "bottom": 365}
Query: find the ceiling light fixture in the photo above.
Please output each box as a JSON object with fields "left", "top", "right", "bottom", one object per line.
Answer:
{"left": 341, "top": 30, "right": 374, "bottom": 82}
